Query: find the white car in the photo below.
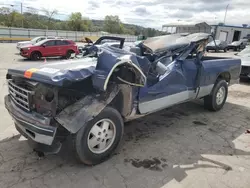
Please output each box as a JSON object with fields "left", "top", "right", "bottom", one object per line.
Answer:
{"left": 234, "top": 47, "right": 250, "bottom": 78}
{"left": 16, "top": 36, "right": 64, "bottom": 50}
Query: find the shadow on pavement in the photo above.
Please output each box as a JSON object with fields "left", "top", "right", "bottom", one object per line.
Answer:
{"left": 16, "top": 57, "right": 63, "bottom": 63}
{"left": 0, "top": 100, "right": 250, "bottom": 188}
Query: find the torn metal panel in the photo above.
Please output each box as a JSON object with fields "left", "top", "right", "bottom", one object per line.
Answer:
{"left": 113, "top": 84, "right": 134, "bottom": 117}
{"left": 55, "top": 84, "right": 120, "bottom": 133}
{"left": 142, "top": 33, "right": 211, "bottom": 54}
{"left": 92, "top": 49, "right": 147, "bottom": 91}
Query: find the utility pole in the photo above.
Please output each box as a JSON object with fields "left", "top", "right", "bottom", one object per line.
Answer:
{"left": 223, "top": 4, "right": 229, "bottom": 25}
{"left": 21, "top": 2, "right": 24, "bottom": 27}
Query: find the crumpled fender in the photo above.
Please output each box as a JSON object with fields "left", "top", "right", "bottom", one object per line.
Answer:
{"left": 91, "top": 48, "right": 147, "bottom": 91}
{"left": 55, "top": 84, "right": 120, "bottom": 133}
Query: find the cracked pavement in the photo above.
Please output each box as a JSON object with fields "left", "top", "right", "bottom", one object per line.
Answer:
{"left": 0, "top": 43, "right": 250, "bottom": 188}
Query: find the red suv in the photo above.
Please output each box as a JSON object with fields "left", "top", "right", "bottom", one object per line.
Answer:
{"left": 20, "top": 39, "right": 79, "bottom": 60}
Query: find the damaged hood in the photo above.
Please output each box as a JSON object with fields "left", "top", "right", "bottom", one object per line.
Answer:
{"left": 7, "top": 58, "right": 97, "bottom": 86}
{"left": 7, "top": 45, "right": 147, "bottom": 90}
{"left": 142, "top": 33, "right": 210, "bottom": 54}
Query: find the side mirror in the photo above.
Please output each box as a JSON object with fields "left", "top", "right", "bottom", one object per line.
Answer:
{"left": 41, "top": 44, "right": 46, "bottom": 47}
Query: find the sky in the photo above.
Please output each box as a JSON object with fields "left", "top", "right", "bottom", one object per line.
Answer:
{"left": 1, "top": 0, "right": 250, "bottom": 29}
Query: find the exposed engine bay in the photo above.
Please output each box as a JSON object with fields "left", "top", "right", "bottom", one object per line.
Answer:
{"left": 9, "top": 76, "right": 94, "bottom": 118}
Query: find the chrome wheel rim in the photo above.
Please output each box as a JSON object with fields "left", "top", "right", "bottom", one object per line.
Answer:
{"left": 216, "top": 86, "right": 225, "bottom": 105}
{"left": 87, "top": 119, "right": 116, "bottom": 154}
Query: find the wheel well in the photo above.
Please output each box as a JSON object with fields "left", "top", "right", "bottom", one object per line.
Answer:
{"left": 109, "top": 85, "right": 133, "bottom": 118}
{"left": 217, "top": 72, "right": 231, "bottom": 82}
{"left": 31, "top": 51, "right": 42, "bottom": 56}
{"left": 68, "top": 49, "right": 75, "bottom": 53}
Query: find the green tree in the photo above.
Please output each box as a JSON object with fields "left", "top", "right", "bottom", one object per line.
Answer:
{"left": 68, "top": 12, "right": 82, "bottom": 31}
{"left": 82, "top": 17, "right": 92, "bottom": 31}
{"left": 68, "top": 12, "right": 91, "bottom": 31}
{"left": 104, "top": 15, "right": 124, "bottom": 34}
{"left": 0, "top": 7, "right": 24, "bottom": 27}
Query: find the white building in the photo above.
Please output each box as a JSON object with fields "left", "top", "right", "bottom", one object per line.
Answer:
{"left": 212, "top": 24, "right": 250, "bottom": 43}
{"left": 162, "top": 22, "right": 211, "bottom": 34}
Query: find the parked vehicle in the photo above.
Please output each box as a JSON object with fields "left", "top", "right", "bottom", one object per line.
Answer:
{"left": 5, "top": 34, "right": 241, "bottom": 165}
{"left": 234, "top": 47, "right": 250, "bottom": 78}
{"left": 20, "top": 39, "right": 79, "bottom": 60}
{"left": 16, "top": 36, "right": 64, "bottom": 50}
{"left": 78, "top": 36, "right": 126, "bottom": 56}
{"left": 243, "top": 34, "right": 250, "bottom": 42}
{"left": 206, "top": 40, "right": 228, "bottom": 52}
{"left": 228, "top": 39, "right": 248, "bottom": 51}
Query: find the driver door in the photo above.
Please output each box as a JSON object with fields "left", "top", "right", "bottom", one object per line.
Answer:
{"left": 138, "top": 59, "right": 191, "bottom": 114}
{"left": 40, "top": 40, "right": 58, "bottom": 57}
{"left": 138, "top": 44, "right": 206, "bottom": 114}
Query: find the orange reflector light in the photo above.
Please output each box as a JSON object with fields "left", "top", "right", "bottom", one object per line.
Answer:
{"left": 24, "top": 68, "right": 38, "bottom": 78}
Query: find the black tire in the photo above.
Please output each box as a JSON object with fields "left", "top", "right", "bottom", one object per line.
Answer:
{"left": 65, "top": 50, "right": 74, "bottom": 59}
{"left": 204, "top": 79, "right": 228, "bottom": 111}
{"left": 31, "top": 51, "right": 41, "bottom": 60}
{"left": 224, "top": 48, "right": 227, "bottom": 52}
{"left": 206, "top": 49, "right": 209, "bottom": 52}
{"left": 73, "top": 107, "right": 124, "bottom": 165}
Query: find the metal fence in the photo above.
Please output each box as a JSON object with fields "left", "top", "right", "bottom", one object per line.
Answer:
{"left": 0, "top": 27, "right": 137, "bottom": 42}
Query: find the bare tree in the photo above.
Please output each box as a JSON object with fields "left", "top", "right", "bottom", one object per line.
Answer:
{"left": 42, "top": 9, "right": 58, "bottom": 29}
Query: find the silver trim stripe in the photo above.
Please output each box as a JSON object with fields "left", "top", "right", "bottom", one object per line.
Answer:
{"left": 138, "top": 84, "right": 214, "bottom": 114}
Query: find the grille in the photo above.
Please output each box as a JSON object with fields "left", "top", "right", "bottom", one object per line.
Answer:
{"left": 8, "top": 80, "right": 33, "bottom": 111}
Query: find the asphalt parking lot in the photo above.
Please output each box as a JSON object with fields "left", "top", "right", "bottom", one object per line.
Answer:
{"left": 0, "top": 43, "right": 250, "bottom": 188}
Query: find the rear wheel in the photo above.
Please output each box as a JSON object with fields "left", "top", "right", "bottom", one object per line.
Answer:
{"left": 204, "top": 79, "right": 228, "bottom": 111}
{"left": 65, "top": 50, "right": 74, "bottom": 59}
{"left": 31, "top": 51, "right": 41, "bottom": 60}
{"left": 73, "top": 107, "right": 124, "bottom": 165}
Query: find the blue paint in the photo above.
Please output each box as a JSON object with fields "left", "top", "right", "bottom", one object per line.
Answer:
{"left": 7, "top": 34, "right": 241, "bottom": 116}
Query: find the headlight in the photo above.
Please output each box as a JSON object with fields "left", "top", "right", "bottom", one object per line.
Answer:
{"left": 22, "top": 48, "right": 30, "bottom": 51}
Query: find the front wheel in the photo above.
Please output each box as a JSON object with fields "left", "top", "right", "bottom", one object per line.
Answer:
{"left": 224, "top": 48, "right": 227, "bottom": 52}
{"left": 31, "top": 51, "right": 41, "bottom": 60}
{"left": 204, "top": 79, "right": 228, "bottom": 111}
{"left": 73, "top": 107, "right": 124, "bottom": 165}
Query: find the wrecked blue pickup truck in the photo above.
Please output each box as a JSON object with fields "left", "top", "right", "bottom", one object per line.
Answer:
{"left": 5, "top": 33, "right": 241, "bottom": 165}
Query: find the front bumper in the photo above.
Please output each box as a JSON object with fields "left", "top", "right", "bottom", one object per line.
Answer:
{"left": 4, "top": 95, "right": 57, "bottom": 145}
{"left": 20, "top": 51, "right": 29, "bottom": 58}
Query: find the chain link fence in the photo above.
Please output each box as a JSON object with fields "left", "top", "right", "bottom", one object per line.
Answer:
{"left": 0, "top": 27, "right": 137, "bottom": 42}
